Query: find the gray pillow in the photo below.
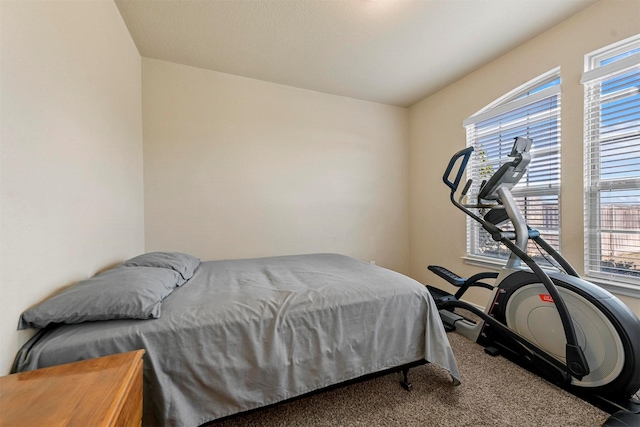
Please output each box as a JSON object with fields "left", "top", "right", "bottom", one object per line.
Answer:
{"left": 116, "top": 252, "right": 200, "bottom": 284}
{"left": 18, "top": 267, "right": 182, "bottom": 330}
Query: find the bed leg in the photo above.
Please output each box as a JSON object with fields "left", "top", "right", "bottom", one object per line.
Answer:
{"left": 400, "top": 367, "right": 413, "bottom": 391}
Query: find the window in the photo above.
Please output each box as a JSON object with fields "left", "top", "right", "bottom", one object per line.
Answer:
{"left": 583, "top": 35, "right": 640, "bottom": 287}
{"left": 463, "top": 69, "right": 561, "bottom": 265}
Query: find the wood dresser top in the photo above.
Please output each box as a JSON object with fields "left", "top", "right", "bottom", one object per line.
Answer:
{"left": 0, "top": 349, "right": 145, "bottom": 427}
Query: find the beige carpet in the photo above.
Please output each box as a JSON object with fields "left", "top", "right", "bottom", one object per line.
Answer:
{"left": 211, "top": 332, "right": 609, "bottom": 427}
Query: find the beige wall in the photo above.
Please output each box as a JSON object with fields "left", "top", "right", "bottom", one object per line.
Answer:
{"left": 143, "top": 58, "right": 409, "bottom": 273}
{"left": 0, "top": 1, "right": 145, "bottom": 373}
{"left": 2, "top": 0, "right": 637, "bottom": 377}
{"left": 408, "top": 0, "right": 640, "bottom": 314}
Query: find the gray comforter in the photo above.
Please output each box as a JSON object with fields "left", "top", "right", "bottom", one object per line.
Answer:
{"left": 13, "top": 253, "right": 460, "bottom": 426}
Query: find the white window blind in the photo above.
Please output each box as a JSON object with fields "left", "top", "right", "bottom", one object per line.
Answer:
{"left": 583, "top": 36, "right": 640, "bottom": 285}
{"left": 465, "top": 71, "right": 561, "bottom": 264}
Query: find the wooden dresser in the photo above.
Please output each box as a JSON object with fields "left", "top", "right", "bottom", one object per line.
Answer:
{"left": 0, "top": 349, "right": 144, "bottom": 427}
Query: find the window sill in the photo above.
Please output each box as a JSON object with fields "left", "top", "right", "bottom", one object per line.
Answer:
{"left": 461, "top": 255, "right": 559, "bottom": 273}
{"left": 585, "top": 276, "right": 640, "bottom": 299}
{"left": 461, "top": 255, "right": 505, "bottom": 271}
{"left": 462, "top": 256, "right": 640, "bottom": 300}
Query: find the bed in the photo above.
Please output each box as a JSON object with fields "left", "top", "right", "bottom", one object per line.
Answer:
{"left": 13, "top": 252, "right": 460, "bottom": 426}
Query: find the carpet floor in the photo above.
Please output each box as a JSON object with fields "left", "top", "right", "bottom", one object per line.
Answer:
{"left": 211, "top": 332, "right": 610, "bottom": 427}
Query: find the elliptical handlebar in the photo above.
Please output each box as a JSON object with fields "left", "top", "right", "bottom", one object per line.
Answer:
{"left": 443, "top": 146, "right": 474, "bottom": 192}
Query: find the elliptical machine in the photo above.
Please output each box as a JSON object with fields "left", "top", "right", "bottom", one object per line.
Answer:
{"left": 426, "top": 137, "right": 640, "bottom": 417}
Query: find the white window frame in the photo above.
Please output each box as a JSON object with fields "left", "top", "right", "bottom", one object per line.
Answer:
{"left": 463, "top": 68, "right": 562, "bottom": 268}
{"left": 582, "top": 35, "right": 640, "bottom": 297}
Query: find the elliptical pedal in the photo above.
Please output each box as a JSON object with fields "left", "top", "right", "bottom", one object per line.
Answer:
{"left": 428, "top": 265, "right": 466, "bottom": 287}
{"left": 425, "top": 284, "right": 455, "bottom": 302}
{"left": 425, "top": 284, "right": 466, "bottom": 332}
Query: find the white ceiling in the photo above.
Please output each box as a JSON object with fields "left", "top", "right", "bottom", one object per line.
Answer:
{"left": 115, "top": 0, "right": 597, "bottom": 107}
